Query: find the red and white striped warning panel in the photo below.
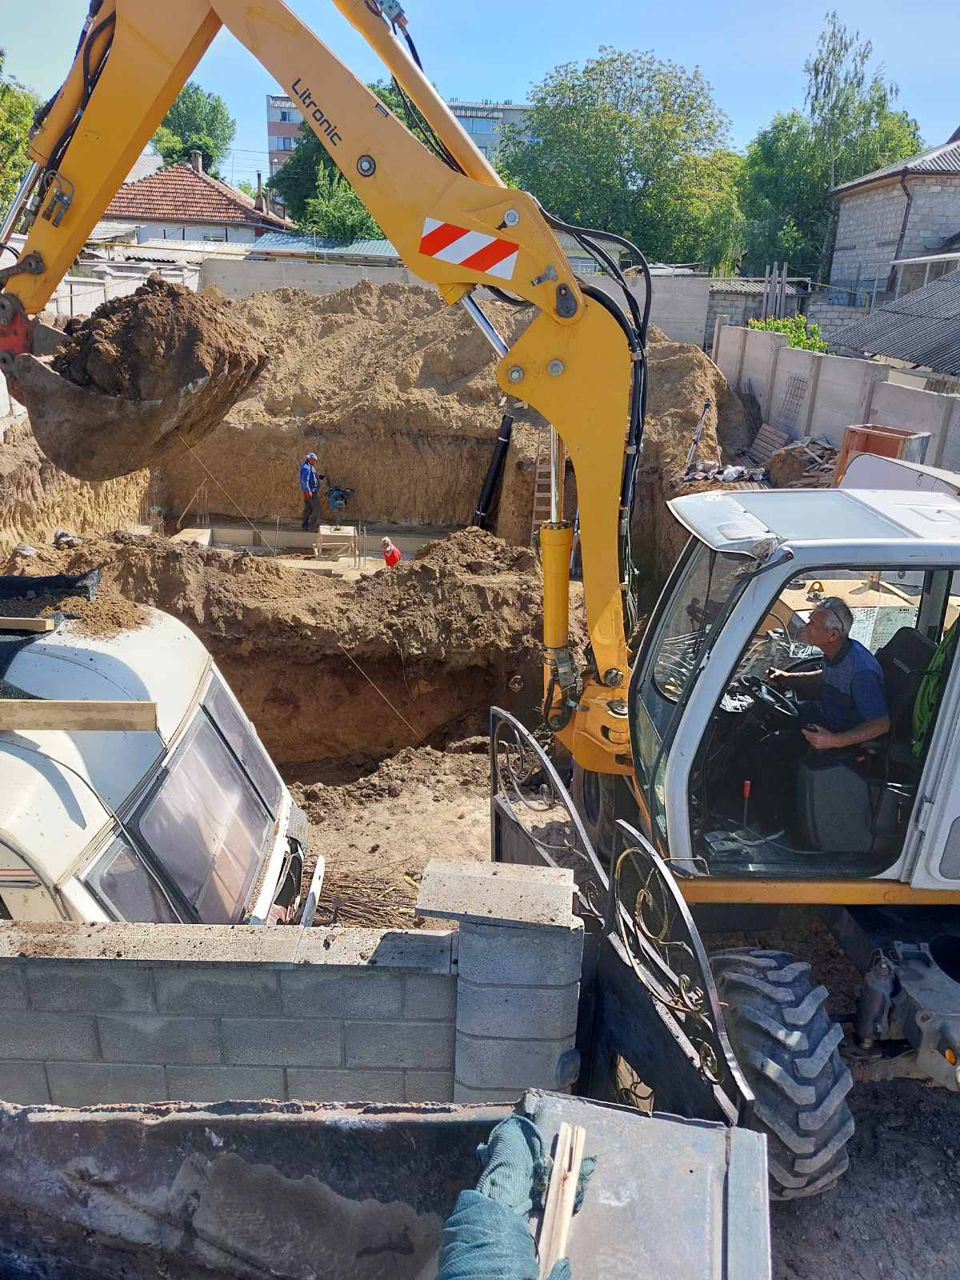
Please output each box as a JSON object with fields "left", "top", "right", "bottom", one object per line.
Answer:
{"left": 418, "top": 216, "right": 519, "bottom": 280}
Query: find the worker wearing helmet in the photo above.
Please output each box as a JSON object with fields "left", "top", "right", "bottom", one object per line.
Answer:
{"left": 381, "top": 537, "right": 402, "bottom": 568}
{"left": 299, "top": 452, "right": 325, "bottom": 531}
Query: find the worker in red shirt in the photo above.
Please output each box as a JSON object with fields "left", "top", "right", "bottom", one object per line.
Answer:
{"left": 381, "top": 537, "right": 402, "bottom": 568}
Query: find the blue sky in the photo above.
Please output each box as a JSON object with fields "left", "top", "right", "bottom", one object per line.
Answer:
{"left": 4, "top": 0, "right": 954, "bottom": 190}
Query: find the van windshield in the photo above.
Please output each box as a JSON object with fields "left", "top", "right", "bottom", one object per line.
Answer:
{"left": 135, "top": 716, "right": 271, "bottom": 924}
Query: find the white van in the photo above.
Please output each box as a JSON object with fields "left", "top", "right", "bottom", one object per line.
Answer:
{"left": 0, "top": 600, "right": 311, "bottom": 925}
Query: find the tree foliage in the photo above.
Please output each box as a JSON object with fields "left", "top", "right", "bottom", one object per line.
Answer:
{"left": 739, "top": 13, "right": 922, "bottom": 276}
{"left": 153, "top": 82, "right": 236, "bottom": 176}
{"left": 0, "top": 50, "right": 39, "bottom": 211}
{"left": 267, "top": 80, "right": 404, "bottom": 233}
{"left": 748, "top": 314, "right": 829, "bottom": 352}
{"left": 497, "top": 47, "right": 731, "bottom": 264}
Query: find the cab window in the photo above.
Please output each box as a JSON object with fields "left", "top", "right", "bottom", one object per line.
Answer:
{"left": 689, "top": 566, "right": 959, "bottom": 878}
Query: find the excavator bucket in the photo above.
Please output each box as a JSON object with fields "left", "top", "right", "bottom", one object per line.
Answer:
{"left": 4, "top": 278, "right": 266, "bottom": 482}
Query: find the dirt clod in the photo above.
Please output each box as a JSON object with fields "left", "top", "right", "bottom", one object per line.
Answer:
{"left": 52, "top": 276, "right": 265, "bottom": 403}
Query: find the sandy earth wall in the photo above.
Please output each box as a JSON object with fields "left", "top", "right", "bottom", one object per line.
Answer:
{"left": 0, "top": 418, "right": 149, "bottom": 550}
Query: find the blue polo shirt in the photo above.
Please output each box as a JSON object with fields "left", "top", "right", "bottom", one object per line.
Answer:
{"left": 804, "top": 638, "right": 888, "bottom": 733}
{"left": 299, "top": 460, "right": 319, "bottom": 495}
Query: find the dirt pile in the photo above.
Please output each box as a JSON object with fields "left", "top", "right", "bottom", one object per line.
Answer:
{"left": 51, "top": 277, "right": 264, "bottom": 402}
{"left": 10, "top": 277, "right": 267, "bottom": 481}
{"left": 152, "top": 280, "right": 544, "bottom": 542}
{"left": 0, "top": 570, "right": 147, "bottom": 638}
{"left": 632, "top": 327, "right": 752, "bottom": 600}
{"left": 0, "top": 417, "right": 150, "bottom": 550}
{"left": 3, "top": 527, "right": 561, "bottom": 764}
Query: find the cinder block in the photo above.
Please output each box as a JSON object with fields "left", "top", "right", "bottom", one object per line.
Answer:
{"left": 403, "top": 1070, "right": 455, "bottom": 1103}
{"left": 344, "top": 1021, "right": 455, "bottom": 1071}
{"left": 455, "top": 1033, "right": 576, "bottom": 1092}
{"left": 154, "top": 965, "right": 280, "bottom": 1016}
{"left": 402, "top": 974, "right": 457, "bottom": 1021}
{"left": 220, "top": 1017, "right": 341, "bottom": 1067}
{"left": 0, "top": 1012, "right": 97, "bottom": 1061}
{"left": 0, "top": 962, "right": 26, "bottom": 1010}
{"left": 458, "top": 921, "right": 583, "bottom": 988}
{"left": 280, "top": 969, "right": 402, "bottom": 1018}
{"left": 0, "top": 1061, "right": 50, "bottom": 1104}
{"left": 26, "top": 961, "right": 154, "bottom": 1013}
{"left": 98, "top": 1015, "right": 220, "bottom": 1064}
{"left": 296, "top": 927, "right": 453, "bottom": 973}
{"left": 287, "top": 1068, "right": 404, "bottom": 1102}
{"left": 166, "top": 1065, "right": 285, "bottom": 1103}
{"left": 456, "top": 980, "right": 578, "bottom": 1040}
{"left": 47, "top": 1062, "right": 166, "bottom": 1106}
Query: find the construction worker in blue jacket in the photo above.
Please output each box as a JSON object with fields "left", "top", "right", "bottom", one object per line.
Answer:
{"left": 299, "top": 452, "right": 325, "bottom": 531}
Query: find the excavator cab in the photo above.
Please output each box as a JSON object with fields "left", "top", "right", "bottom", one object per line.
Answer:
{"left": 629, "top": 481, "right": 960, "bottom": 890}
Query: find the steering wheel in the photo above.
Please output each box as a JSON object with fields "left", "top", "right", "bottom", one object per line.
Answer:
{"left": 740, "top": 674, "right": 799, "bottom": 719}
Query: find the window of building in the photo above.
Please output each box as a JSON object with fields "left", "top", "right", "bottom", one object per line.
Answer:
{"left": 279, "top": 109, "right": 301, "bottom": 123}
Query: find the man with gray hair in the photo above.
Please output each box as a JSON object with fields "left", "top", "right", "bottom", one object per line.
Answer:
{"left": 771, "top": 596, "right": 890, "bottom": 751}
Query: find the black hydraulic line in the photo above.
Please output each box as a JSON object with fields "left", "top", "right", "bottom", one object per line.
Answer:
{"left": 472, "top": 413, "right": 514, "bottom": 529}
{"left": 543, "top": 209, "right": 653, "bottom": 341}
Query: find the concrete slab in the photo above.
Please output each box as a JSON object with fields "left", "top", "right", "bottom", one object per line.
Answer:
{"left": 417, "top": 860, "right": 575, "bottom": 928}
{"left": 170, "top": 527, "right": 212, "bottom": 546}
{"left": 211, "top": 524, "right": 257, "bottom": 547}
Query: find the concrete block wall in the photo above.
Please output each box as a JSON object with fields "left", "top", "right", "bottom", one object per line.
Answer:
{"left": 200, "top": 257, "right": 434, "bottom": 299}
{"left": 805, "top": 295, "right": 871, "bottom": 341}
{"left": 830, "top": 182, "right": 907, "bottom": 287}
{"left": 0, "top": 863, "right": 587, "bottom": 1110}
{"left": 715, "top": 324, "right": 960, "bottom": 457}
{"left": 900, "top": 177, "right": 960, "bottom": 261}
{"left": 645, "top": 275, "right": 711, "bottom": 346}
{"left": 0, "top": 924, "right": 457, "bottom": 1108}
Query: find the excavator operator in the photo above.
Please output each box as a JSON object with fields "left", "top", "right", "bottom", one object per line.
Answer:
{"left": 747, "top": 598, "right": 890, "bottom": 829}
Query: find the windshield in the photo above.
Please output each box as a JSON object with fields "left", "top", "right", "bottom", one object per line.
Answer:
{"left": 204, "top": 674, "right": 283, "bottom": 817}
{"left": 652, "top": 544, "right": 752, "bottom": 703}
{"left": 134, "top": 716, "right": 271, "bottom": 924}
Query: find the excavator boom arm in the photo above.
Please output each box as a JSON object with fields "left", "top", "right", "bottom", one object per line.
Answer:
{"left": 0, "top": 0, "right": 636, "bottom": 772}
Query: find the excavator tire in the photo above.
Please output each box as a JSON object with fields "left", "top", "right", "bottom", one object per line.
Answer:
{"left": 570, "top": 764, "right": 619, "bottom": 862}
{"left": 710, "top": 948, "right": 854, "bottom": 1200}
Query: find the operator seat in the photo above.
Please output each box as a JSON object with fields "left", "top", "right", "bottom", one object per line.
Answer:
{"left": 794, "top": 627, "right": 935, "bottom": 854}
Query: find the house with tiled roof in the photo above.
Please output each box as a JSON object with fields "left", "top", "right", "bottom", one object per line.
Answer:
{"left": 827, "top": 128, "right": 960, "bottom": 298}
{"left": 100, "top": 152, "right": 294, "bottom": 245}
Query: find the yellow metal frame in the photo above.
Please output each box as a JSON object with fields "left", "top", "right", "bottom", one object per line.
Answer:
{"left": 2, "top": 0, "right": 632, "bottom": 772}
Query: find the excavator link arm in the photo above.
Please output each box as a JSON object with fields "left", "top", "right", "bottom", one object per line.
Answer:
{"left": 0, "top": 0, "right": 634, "bottom": 772}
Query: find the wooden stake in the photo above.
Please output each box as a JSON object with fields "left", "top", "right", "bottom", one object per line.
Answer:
{"left": 538, "top": 1122, "right": 586, "bottom": 1278}
{"left": 0, "top": 700, "right": 158, "bottom": 732}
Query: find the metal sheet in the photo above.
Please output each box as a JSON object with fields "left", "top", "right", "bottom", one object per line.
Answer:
{"left": 530, "top": 1090, "right": 771, "bottom": 1280}
{"left": 834, "top": 270, "right": 960, "bottom": 375}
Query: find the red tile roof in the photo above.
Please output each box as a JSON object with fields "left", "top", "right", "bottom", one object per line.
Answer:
{"left": 104, "top": 163, "right": 294, "bottom": 230}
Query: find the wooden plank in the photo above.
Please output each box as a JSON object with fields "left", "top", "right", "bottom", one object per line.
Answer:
{"left": 0, "top": 617, "right": 55, "bottom": 633}
{"left": 0, "top": 700, "right": 158, "bottom": 732}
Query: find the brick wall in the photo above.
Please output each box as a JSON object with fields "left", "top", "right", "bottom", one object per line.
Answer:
{"left": 0, "top": 924, "right": 457, "bottom": 1107}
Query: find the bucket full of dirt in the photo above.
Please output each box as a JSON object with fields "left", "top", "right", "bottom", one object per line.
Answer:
{"left": 6, "top": 277, "right": 266, "bottom": 481}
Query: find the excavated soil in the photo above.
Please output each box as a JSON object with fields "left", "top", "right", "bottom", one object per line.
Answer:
{"left": 632, "top": 325, "right": 753, "bottom": 600}
{"left": 9, "top": 277, "right": 267, "bottom": 482}
{"left": 52, "top": 276, "right": 265, "bottom": 404}
{"left": 153, "top": 281, "right": 544, "bottom": 543}
{"left": 0, "top": 418, "right": 149, "bottom": 549}
{"left": 3, "top": 527, "right": 566, "bottom": 765}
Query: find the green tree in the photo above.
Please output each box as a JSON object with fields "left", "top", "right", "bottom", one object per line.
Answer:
{"left": 267, "top": 79, "right": 404, "bottom": 230}
{"left": 740, "top": 13, "right": 922, "bottom": 276}
{"left": 0, "top": 50, "right": 39, "bottom": 211}
{"left": 496, "top": 47, "right": 731, "bottom": 264}
{"left": 235, "top": 179, "right": 258, "bottom": 200}
{"left": 153, "top": 81, "right": 236, "bottom": 176}
{"left": 301, "top": 169, "right": 382, "bottom": 240}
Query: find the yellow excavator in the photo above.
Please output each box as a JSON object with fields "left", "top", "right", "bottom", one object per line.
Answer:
{"left": 7, "top": 0, "right": 960, "bottom": 1203}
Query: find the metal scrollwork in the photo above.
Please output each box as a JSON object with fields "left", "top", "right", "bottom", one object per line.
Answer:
{"left": 613, "top": 823, "right": 750, "bottom": 1113}
{"left": 490, "top": 708, "right": 608, "bottom": 922}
